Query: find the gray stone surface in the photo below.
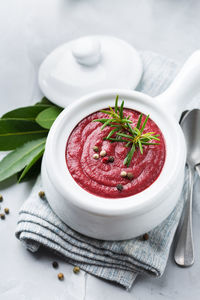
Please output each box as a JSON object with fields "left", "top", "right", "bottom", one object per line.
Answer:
{"left": 0, "top": 0, "right": 200, "bottom": 299}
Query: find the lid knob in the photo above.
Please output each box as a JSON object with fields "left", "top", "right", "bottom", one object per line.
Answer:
{"left": 72, "top": 37, "right": 101, "bottom": 67}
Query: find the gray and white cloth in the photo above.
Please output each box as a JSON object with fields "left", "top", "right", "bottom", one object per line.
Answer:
{"left": 16, "top": 52, "right": 189, "bottom": 290}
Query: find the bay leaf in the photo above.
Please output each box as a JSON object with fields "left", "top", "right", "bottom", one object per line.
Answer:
{"left": 0, "top": 119, "right": 48, "bottom": 150}
{"left": 18, "top": 147, "right": 44, "bottom": 182}
{"left": 0, "top": 138, "right": 46, "bottom": 182}
{"left": 17, "top": 156, "right": 42, "bottom": 182}
{"left": 36, "top": 106, "right": 63, "bottom": 129}
{"left": 2, "top": 105, "right": 51, "bottom": 121}
{"left": 35, "top": 97, "right": 54, "bottom": 106}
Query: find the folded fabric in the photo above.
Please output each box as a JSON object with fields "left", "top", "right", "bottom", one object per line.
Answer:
{"left": 16, "top": 52, "right": 187, "bottom": 290}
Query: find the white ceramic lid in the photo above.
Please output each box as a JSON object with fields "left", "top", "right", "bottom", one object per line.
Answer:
{"left": 38, "top": 35, "right": 143, "bottom": 107}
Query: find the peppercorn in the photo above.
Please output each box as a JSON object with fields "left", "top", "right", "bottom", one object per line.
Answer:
{"left": 108, "top": 156, "right": 114, "bottom": 163}
{"left": 0, "top": 213, "right": 5, "bottom": 220}
{"left": 52, "top": 261, "right": 59, "bottom": 269}
{"left": 127, "top": 172, "right": 134, "bottom": 180}
{"left": 102, "top": 157, "right": 109, "bottom": 163}
{"left": 120, "top": 171, "right": 127, "bottom": 178}
{"left": 4, "top": 208, "right": 9, "bottom": 215}
{"left": 116, "top": 184, "right": 123, "bottom": 191}
{"left": 57, "top": 273, "right": 64, "bottom": 281}
{"left": 93, "top": 146, "right": 99, "bottom": 153}
{"left": 38, "top": 191, "right": 45, "bottom": 199}
{"left": 0, "top": 195, "right": 3, "bottom": 202}
{"left": 93, "top": 153, "right": 99, "bottom": 160}
{"left": 100, "top": 150, "right": 107, "bottom": 157}
{"left": 143, "top": 233, "right": 149, "bottom": 241}
{"left": 73, "top": 266, "right": 80, "bottom": 274}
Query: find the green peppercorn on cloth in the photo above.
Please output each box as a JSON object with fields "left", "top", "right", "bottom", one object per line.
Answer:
{"left": 16, "top": 52, "right": 190, "bottom": 290}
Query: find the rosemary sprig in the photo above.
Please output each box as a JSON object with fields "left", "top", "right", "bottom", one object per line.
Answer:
{"left": 93, "top": 96, "right": 160, "bottom": 167}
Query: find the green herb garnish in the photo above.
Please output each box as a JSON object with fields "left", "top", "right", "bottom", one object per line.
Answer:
{"left": 93, "top": 96, "right": 160, "bottom": 167}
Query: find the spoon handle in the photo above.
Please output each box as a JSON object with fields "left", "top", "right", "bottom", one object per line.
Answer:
{"left": 174, "top": 165, "right": 194, "bottom": 267}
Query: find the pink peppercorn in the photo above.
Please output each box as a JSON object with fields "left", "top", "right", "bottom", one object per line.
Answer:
{"left": 102, "top": 157, "right": 109, "bottom": 164}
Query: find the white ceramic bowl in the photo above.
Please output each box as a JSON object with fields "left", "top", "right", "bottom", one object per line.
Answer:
{"left": 41, "top": 51, "right": 200, "bottom": 240}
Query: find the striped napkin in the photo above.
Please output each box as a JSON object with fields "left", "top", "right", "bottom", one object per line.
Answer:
{"left": 16, "top": 52, "right": 188, "bottom": 290}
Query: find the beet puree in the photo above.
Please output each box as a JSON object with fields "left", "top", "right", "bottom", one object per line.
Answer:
{"left": 65, "top": 109, "right": 166, "bottom": 198}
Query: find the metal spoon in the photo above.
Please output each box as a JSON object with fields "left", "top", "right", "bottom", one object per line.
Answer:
{"left": 174, "top": 109, "right": 200, "bottom": 266}
{"left": 180, "top": 110, "right": 200, "bottom": 176}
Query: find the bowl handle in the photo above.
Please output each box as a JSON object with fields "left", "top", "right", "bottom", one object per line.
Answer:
{"left": 155, "top": 51, "right": 200, "bottom": 121}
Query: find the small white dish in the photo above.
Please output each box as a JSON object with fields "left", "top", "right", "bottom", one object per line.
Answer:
{"left": 38, "top": 35, "right": 143, "bottom": 107}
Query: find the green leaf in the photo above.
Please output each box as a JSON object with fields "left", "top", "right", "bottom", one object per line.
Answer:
{"left": 127, "top": 123, "right": 135, "bottom": 136}
{"left": 106, "top": 127, "right": 119, "bottom": 139}
{"left": 142, "top": 132, "right": 155, "bottom": 135}
{"left": 140, "top": 114, "right": 149, "bottom": 133}
{"left": 125, "top": 141, "right": 131, "bottom": 147}
{"left": 119, "top": 100, "right": 124, "bottom": 119}
{"left": 17, "top": 156, "right": 42, "bottom": 182}
{"left": 36, "top": 106, "right": 63, "bottom": 129}
{"left": 18, "top": 147, "right": 45, "bottom": 182}
{"left": 116, "top": 132, "right": 132, "bottom": 139}
{"left": 133, "top": 127, "right": 141, "bottom": 135}
{"left": 141, "top": 142, "right": 160, "bottom": 145}
{"left": 35, "top": 97, "right": 54, "bottom": 106}
{"left": 124, "top": 143, "right": 135, "bottom": 167}
{"left": 115, "top": 95, "right": 119, "bottom": 113}
{"left": 138, "top": 140, "right": 143, "bottom": 154}
{"left": 0, "top": 119, "right": 48, "bottom": 150}
{"left": 151, "top": 136, "right": 160, "bottom": 141}
{"left": 121, "top": 119, "right": 132, "bottom": 123}
{"left": 100, "top": 110, "right": 113, "bottom": 115}
{"left": 136, "top": 114, "right": 143, "bottom": 129}
{"left": 92, "top": 118, "right": 109, "bottom": 124}
{"left": 0, "top": 138, "right": 46, "bottom": 182}
{"left": 101, "top": 119, "right": 115, "bottom": 130}
{"left": 140, "top": 137, "right": 151, "bottom": 142}
{"left": 108, "top": 124, "right": 121, "bottom": 128}
{"left": 105, "top": 137, "right": 128, "bottom": 143}
{"left": 2, "top": 105, "right": 50, "bottom": 121}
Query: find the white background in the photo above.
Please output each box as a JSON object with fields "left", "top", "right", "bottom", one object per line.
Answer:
{"left": 0, "top": 0, "right": 200, "bottom": 299}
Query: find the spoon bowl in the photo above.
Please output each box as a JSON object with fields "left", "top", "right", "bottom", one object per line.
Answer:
{"left": 181, "top": 109, "right": 200, "bottom": 167}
